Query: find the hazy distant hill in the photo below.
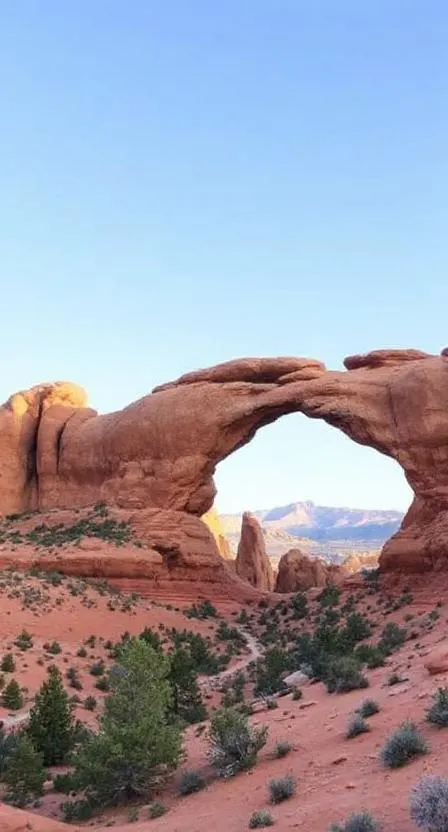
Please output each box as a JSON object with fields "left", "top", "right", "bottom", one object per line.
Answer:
{"left": 220, "top": 500, "right": 403, "bottom": 563}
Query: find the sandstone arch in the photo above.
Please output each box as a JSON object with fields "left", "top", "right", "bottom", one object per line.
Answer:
{"left": 1, "top": 347, "right": 448, "bottom": 574}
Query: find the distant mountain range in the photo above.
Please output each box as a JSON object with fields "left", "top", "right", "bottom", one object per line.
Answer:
{"left": 220, "top": 501, "right": 403, "bottom": 563}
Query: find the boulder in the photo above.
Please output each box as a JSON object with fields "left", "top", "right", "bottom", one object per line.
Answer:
{"left": 424, "top": 645, "right": 448, "bottom": 675}
{"left": 275, "top": 549, "right": 339, "bottom": 592}
{"left": 235, "top": 512, "right": 274, "bottom": 591}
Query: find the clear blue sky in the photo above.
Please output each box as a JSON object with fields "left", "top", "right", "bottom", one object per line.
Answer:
{"left": 2, "top": 2, "right": 447, "bottom": 514}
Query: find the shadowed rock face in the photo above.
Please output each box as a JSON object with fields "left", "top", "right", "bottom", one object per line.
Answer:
{"left": 235, "top": 512, "right": 274, "bottom": 591}
{"left": 2, "top": 348, "right": 448, "bottom": 573}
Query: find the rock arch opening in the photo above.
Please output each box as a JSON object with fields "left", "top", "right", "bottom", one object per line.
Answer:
{"left": 214, "top": 413, "right": 410, "bottom": 570}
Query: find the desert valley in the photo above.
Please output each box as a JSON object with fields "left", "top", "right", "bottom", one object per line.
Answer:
{"left": 1, "top": 348, "right": 448, "bottom": 831}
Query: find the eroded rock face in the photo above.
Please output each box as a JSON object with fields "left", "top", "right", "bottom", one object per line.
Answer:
{"left": 2, "top": 347, "right": 448, "bottom": 575}
{"left": 275, "top": 548, "right": 334, "bottom": 592}
{"left": 235, "top": 512, "right": 274, "bottom": 591}
{"left": 202, "top": 508, "right": 232, "bottom": 559}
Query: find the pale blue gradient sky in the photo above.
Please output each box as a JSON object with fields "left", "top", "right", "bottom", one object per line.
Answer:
{"left": 2, "top": 2, "right": 446, "bottom": 513}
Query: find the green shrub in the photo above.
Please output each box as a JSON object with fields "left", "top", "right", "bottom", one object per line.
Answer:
{"left": 378, "top": 622, "right": 406, "bottom": 655}
{"left": 291, "top": 687, "right": 303, "bottom": 701}
{"left": 178, "top": 769, "right": 205, "bottom": 795}
{"left": 318, "top": 585, "right": 341, "bottom": 607}
{"left": 53, "top": 772, "right": 76, "bottom": 793}
{"left": 249, "top": 809, "right": 274, "bottom": 828}
{"left": 27, "top": 665, "right": 76, "bottom": 765}
{"left": 68, "top": 638, "right": 182, "bottom": 810}
{"left": 330, "top": 811, "right": 381, "bottom": 831}
{"left": 45, "top": 640, "right": 62, "bottom": 655}
{"left": 356, "top": 699, "right": 380, "bottom": 718}
{"left": 4, "top": 734, "right": 45, "bottom": 807}
{"left": 66, "top": 667, "right": 83, "bottom": 690}
{"left": 1, "top": 653, "right": 15, "bottom": 673}
{"left": 346, "top": 714, "right": 370, "bottom": 739}
{"left": 127, "top": 807, "right": 139, "bottom": 822}
{"left": 380, "top": 721, "right": 428, "bottom": 769}
{"left": 61, "top": 798, "right": 94, "bottom": 822}
{"left": 2, "top": 678, "right": 23, "bottom": 710}
{"left": 207, "top": 706, "right": 268, "bottom": 778}
{"left": 325, "top": 656, "right": 368, "bottom": 694}
{"left": 410, "top": 775, "right": 448, "bottom": 831}
{"left": 84, "top": 695, "right": 97, "bottom": 711}
{"left": 95, "top": 676, "right": 110, "bottom": 692}
{"left": 0, "top": 727, "right": 20, "bottom": 776}
{"left": 76, "top": 646, "right": 87, "bottom": 658}
{"left": 14, "top": 630, "right": 33, "bottom": 651}
{"left": 426, "top": 687, "right": 448, "bottom": 727}
{"left": 387, "top": 672, "right": 405, "bottom": 686}
{"left": 275, "top": 741, "right": 292, "bottom": 758}
{"left": 148, "top": 802, "right": 167, "bottom": 818}
{"left": 89, "top": 660, "right": 105, "bottom": 677}
{"left": 168, "top": 646, "right": 207, "bottom": 724}
{"left": 291, "top": 593, "right": 308, "bottom": 619}
{"left": 268, "top": 774, "right": 296, "bottom": 804}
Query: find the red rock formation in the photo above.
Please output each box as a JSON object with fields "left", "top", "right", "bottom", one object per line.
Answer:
{"left": 275, "top": 548, "right": 338, "bottom": 592}
{"left": 0, "top": 507, "right": 260, "bottom": 603}
{"left": 2, "top": 348, "right": 448, "bottom": 577}
{"left": 202, "top": 508, "right": 233, "bottom": 559}
{"left": 235, "top": 512, "right": 274, "bottom": 591}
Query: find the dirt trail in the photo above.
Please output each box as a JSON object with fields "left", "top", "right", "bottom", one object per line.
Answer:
{"left": 2, "top": 627, "right": 263, "bottom": 730}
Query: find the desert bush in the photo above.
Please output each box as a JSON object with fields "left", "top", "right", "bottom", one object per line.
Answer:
{"left": 45, "top": 640, "right": 62, "bottom": 655}
{"left": 148, "top": 801, "right": 167, "bottom": 818}
{"left": 426, "top": 687, "right": 448, "bottom": 727}
{"left": 380, "top": 721, "right": 428, "bottom": 768}
{"left": 84, "top": 695, "right": 97, "bottom": 711}
{"left": 53, "top": 772, "right": 76, "bottom": 794}
{"left": 1, "top": 653, "right": 15, "bottom": 673}
{"left": 249, "top": 809, "right": 275, "bottom": 828}
{"left": 268, "top": 774, "right": 296, "bottom": 804}
{"left": 4, "top": 734, "right": 45, "bottom": 807}
{"left": 89, "top": 660, "right": 105, "bottom": 677}
{"left": 208, "top": 706, "right": 268, "bottom": 778}
{"left": 330, "top": 810, "right": 381, "bottom": 831}
{"left": 168, "top": 646, "right": 207, "bottom": 724}
{"left": 27, "top": 664, "right": 76, "bottom": 764}
{"left": 14, "top": 630, "right": 33, "bottom": 651}
{"left": 378, "top": 622, "right": 406, "bottom": 655}
{"left": 178, "top": 769, "right": 205, "bottom": 795}
{"left": 325, "top": 656, "right": 368, "bottom": 694}
{"left": 0, "top": 727, "right": 20, "bottom": 776}
{"left": 346, "top": 714, "right": 370, "bottom": 739}
{"left": 410, "top": 775, "right": 448, "bottom": 831}
{"left": 61, "top": 798, "right": 94, "bottom": 821}
{"left": 275, "top": 741, "right": 292, "bottom": 758}
{"left": 76, "top": 646, "right": 87, "bottom": 658}
{"left": 68, "top": 638, "right": 182, "bottom": 810}
{"left": 356, "top": 699, "right": 380, "bottom": 718}
{"left": 291, "top": 687, "right": 303, "bottom": 701}
{"left": 2, "top": 679, "right": 23, "bottom": 710}
{"left": 318, "top": 585, "right": 340, "bottom": 607}
{"left": 387, "top": 672, "right": 404, "bottom": 686}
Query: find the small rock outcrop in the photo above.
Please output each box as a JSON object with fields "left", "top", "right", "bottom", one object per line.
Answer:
{"left": 275, "top": 548, "right": 338, "bottom": 592}
{"left": 235, "top": 512, "right": 274, "bottom": 591}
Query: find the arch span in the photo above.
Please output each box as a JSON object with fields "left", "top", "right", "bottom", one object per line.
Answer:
{"left": 1, "top": 347, "right": 448, "bottom": 572}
